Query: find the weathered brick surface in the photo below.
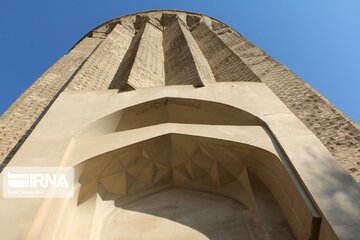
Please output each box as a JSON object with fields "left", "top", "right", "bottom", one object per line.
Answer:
{"left": 109, "top": 23, "right": 144, "bottom": 90}
{"left": 68, "top": 24, "right": 134, "bottom": 91}
{"left": 179, "top": 20, "right": 215, "bottom": 85}
{"left": 163, "top": 19, "right": 215, "bottom": 86}
{"left": 124, "top": 23, "right": 165, "bottom": 88}
{"left": 0, "top": 37, "right": 102, "bottom": 169}
{"left": 216, "top": 27, "right": 360, "bottom": 181}
{"left": 191, "top": 22, "right": 260, "bottom": 82}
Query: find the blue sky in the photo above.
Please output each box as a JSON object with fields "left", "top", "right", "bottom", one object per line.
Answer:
{"left": 0, "top": 0, "right": 359, "bottom": 123}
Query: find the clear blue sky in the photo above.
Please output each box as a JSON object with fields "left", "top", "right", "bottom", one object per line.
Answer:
{"left": 0, "top": 0, "right": 359, "bottom": 123}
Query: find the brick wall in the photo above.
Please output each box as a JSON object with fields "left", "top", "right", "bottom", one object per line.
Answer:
{"left": 215, "top": 26, "right": 360, "bottom": 181}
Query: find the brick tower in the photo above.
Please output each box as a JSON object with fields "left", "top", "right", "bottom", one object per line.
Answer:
{"left": 0, "top": 10, "right": 359, "bottom": 240}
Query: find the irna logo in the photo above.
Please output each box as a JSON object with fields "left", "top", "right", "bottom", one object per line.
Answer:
{"left": 3, "top": 167, "right": 74, "bottom": 198}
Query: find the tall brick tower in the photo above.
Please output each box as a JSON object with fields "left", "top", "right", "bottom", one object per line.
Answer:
{"left": 0, "top": 10, "right": 359, "bottom": 240}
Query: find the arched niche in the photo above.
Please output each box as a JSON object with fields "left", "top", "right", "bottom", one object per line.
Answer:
{"left": 98, "top": 187, "right": 286, "bottom": 240}
{"left": 74, "top": 134, "right": 319, "bottom": 239}
{"left": 74, "top": 97, "right": 261, "bottom": 138}
{"left": 44, "top": 96, "right": 322, "bottom": 239}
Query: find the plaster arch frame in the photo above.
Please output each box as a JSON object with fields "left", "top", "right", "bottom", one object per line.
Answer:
{"left": 60, "top": 95, "right": 321, "bottom": 239}
{"left": 73, "top": 97, "right": 262, "bottom": 138}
